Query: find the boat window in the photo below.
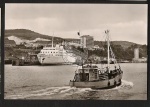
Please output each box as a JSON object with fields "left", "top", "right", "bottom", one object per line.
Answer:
{"left": 78, "top": 69, "right": 82, "bottom": 73}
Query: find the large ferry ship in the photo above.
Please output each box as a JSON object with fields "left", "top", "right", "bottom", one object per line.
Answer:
{"left": 37, "top": 38, "right": 77, "bottom": 65}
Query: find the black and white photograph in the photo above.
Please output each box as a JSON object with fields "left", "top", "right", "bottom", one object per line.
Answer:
{"left": 0, "top": 8, "right": 1, "bottom": 94}
{"left": 115, "top": 0, "right": 147, "bottom": 2}
{"left": 4, "top": 4, "right": 147, "bottom": 100}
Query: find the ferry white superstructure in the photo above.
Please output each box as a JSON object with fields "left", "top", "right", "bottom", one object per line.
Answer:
{"left": 37, "top": 44, "right": 77, "bottom": 65}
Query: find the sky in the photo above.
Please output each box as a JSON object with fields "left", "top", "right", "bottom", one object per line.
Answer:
{"left": 5, "top": 4, "right": 147, "bottom": 45}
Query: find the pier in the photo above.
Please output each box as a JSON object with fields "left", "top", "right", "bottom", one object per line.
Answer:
{"left": 10, "top": 54, "right": 40, "bottom": 66}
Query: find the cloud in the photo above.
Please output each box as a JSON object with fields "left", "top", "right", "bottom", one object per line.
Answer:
{"left": 5, "top": 4, "right": 147, "bottom": 44}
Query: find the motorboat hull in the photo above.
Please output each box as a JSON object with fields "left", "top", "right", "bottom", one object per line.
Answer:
{"left": 69, "top": 73, "right": 122, "bottom": 89}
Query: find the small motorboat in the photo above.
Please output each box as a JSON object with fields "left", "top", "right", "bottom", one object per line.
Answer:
{"left": 69, "top": 30, "right": 123, "bottom": 89}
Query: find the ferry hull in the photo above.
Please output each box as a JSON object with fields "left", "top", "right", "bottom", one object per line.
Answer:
{"left": 69, "top": 73, "right": 122, "bottom": 89}
{"left": 37, "top": 54, "right": 76, "bottom": 65}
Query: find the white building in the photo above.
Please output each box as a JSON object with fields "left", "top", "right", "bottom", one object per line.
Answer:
{"left": 134, "top": 48, "right": 139, "bottom": 59}
{"left": 132, "top": 48, "right": 147, "bottom": 63}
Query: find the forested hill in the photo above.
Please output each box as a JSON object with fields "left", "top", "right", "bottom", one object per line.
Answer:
{"left": 5, "top": 29, "right": 147, "bottom": 60}
{"left": 5, "top": 29, "right": 53, "bottom": 40}
{"left": 5, "top": 29, "right": 63, "bottom": 43}
{"left": 5, "top": 29, "right": 145, "bottom": 46}
{"left": 94, "top": 41, "right": 142, "bottom": 49}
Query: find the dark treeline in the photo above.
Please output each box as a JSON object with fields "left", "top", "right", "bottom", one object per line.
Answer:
{"left": 77, "top": 44, "right": 147, "bottom": 61}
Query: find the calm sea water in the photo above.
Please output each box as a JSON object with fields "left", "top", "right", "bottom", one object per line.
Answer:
{"left": 4, "top": 63, "right": 147, "bottom": 100}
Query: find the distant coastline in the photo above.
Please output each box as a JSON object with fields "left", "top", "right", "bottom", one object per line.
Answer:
{"left": 4, "top": 29, "right": 147, "bottom": 64}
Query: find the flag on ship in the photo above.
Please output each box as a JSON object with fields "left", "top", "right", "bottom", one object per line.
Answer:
{"left": 105, "top": 30, "right": 109, "bottom": 34}
{"left": 77, "top": 32, "right": 80, "bottom": 36}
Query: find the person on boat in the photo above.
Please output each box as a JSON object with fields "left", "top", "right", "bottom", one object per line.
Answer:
{"left": 114, "top": 66, "right": 118, "bottom": 74}
{"left": 118, "top": 66, "right": 123, "bottom": 74}
{"left": 74, "top": 73, "right": 81, "bottom": 82}
{"left": 106, "top": 67, "right": 109, "bottom": 74}
{"left": 85, "top": 74, "right": 89, "bottom": 81}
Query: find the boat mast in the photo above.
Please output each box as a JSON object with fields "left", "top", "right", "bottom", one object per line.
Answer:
{"left": 52, "top": 32, "right": 54, "bottom": 48}
{"left": 106, "top": 30, "right": 110, "bottom": 73}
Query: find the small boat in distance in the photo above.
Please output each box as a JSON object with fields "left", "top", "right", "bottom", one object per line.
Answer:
{"left": 69, "top": 30, "right": 123, "bottom": 89}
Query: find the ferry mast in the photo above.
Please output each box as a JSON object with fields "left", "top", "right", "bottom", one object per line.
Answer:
{"left": 52, "top": 32, "right": 54, "bottom": 48}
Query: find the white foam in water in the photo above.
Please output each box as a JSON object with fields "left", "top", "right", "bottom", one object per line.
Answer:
{"left": 76, "top": 88, "right": 92, "bottom": 93}
{"left": 5, "top": 87, "right": 62, "bottom": 99}
{"left": 32, "top": 86, "right": 69, "bottom": 93}
{"left": 60, "top": 87, "right": 76, "bottom": 94}
{"left": 6, "top": 80, "right": 133, "bottom": 99}
{"left": 6, "top": 91, "right": 54, "bottom": 99}
{"left": 114, "top": 80, "right": 134, "bottom": 90}
{"left": 6, "top": 86, "right": 92, "bottom": 99}
{"left": 122, "top": 80, "right": 134, "bottom": 87}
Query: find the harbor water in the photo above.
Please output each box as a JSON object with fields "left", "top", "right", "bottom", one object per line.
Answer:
{"left": 5, "top": 63, "right": 147, "bottom": 100}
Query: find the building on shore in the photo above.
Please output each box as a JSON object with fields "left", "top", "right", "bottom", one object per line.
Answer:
{"left": 132, "top": 57, "right": 147, "bottom": 63}
{"left": 63, "top": 39, "right": 81, "bottom": 48}
{"left": 31, "top": 41, "right": 51, "bottom": 47}
{"left": 93, "top": 45, "right": 105, "bottom": 50}
{"left": 134, "top": 48, "right": 139, "bottom": 59}
{"left": 132, "top": 48, "right": 147, "bottom": 63}
{"left": 80, "top": 35, "right": 94, "bottom": 49}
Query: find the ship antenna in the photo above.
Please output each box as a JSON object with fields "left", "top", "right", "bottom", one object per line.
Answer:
{"left": 52, "top": 32, "right": 54, "bottom": 48}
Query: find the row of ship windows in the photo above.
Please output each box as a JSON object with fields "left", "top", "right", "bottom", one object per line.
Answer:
{"left": 41, "top": 51, "right": 61, "bottom": 53}
{"left": 47, "top": 54, "right": 62, "bottom": 56}
{"left": 43, "top": 49, "right": 56, "bottom": 50}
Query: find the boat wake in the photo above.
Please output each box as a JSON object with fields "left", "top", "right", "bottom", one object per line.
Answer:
{"left": 114, "top": 80, "right": 134, "bottom": 90}
{"left": 5, "top": 80, "right": 133, "bottom": 99}
{"left": 5, "top": 86, "right": 92, "bottom": 99}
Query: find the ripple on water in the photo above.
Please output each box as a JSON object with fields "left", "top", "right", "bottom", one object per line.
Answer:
{"left": 5, "top": 80, "right": 133, "bottom": 99}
